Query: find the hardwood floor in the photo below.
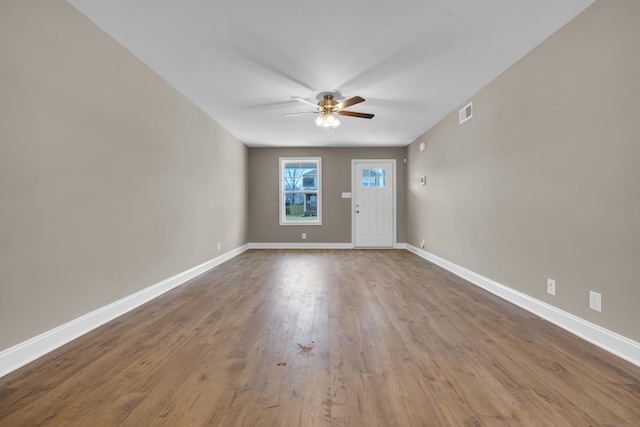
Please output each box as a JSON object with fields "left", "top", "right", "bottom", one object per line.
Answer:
{"left": 1, "top": 249, "right": 639, "bottom": 426}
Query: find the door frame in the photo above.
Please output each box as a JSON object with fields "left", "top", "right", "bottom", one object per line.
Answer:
{"left": 351, "top": 159, "right": 397, "bottom": 248}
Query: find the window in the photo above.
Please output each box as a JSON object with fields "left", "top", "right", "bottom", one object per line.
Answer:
{"left": 280, "top": 157, "right": 322, "bottom": 225}
{"left": 361, "top": 168, "right": 386, "bottom": 187}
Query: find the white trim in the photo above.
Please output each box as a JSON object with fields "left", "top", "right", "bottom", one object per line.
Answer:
{"left": 249, "top": 242, "right": 353, "bottom": 249}
{"left": 0, "top": 244, "right": 250, "bottom": 379}
{"left": 406, "top": 245, "right": 640, "bottom": 367}
{"left": 7, "top": 243, "right": 635, "bottom": 381}
{"left": 351, "top": 159, "right": 397, "bottom": 248}
{"left": 249, "top": 243, "right": 407, "bottom": 250}
{"left": 279, "top": 157, "right": 322, "bottom": 226}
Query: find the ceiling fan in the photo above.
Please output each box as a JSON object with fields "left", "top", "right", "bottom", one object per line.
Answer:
{"left": 284, "top": 94, "right": 374, "bottom": 129}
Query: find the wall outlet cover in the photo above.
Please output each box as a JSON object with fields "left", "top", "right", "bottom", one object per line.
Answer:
{"left": 589, "top": 291, "right": 602, "bottom": 312}
{"left": 547, "top": 279, "right": 556, "bottom": 296}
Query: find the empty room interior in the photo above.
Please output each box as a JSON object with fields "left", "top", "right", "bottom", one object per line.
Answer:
{"left": 1, "top": 0, "right": 640, "bottom": 425}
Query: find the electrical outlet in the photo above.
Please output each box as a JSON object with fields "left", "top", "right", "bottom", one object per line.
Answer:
{"left": 546, "top": 279, "right": 556, "bottom": 296}
{"left": 420, "top": 239, "right": 425, "bottom": 249}
{"left": 302, "top": 233, "right": 306, "bottom": 240}
{"left": 589, "top": 291, "right": 602, "bottom": 312}
{"left": 217, "top": 242, "right": 221, "bottom": 251}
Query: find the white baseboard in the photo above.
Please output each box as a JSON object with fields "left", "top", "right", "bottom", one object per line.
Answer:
{"left": 249, "top": 242, "right": 354, "bottom": 249}
{"left": 249, "top": 242, "right": 408, "bottom": 250}
{"left": 6, "top": 243, "right": 635, "bottom": 379}
{"left": 0, "top": 244, "right": 250, "bottom": 379}
{"left": 406, "top": 244, "right": 640, "bottom": 368}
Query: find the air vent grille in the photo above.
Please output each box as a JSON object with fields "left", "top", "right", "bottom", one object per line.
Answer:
{"left": 459, "top": 102, "right": 473, "bottom": 124}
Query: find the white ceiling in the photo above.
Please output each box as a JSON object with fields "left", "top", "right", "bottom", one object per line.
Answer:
{"left": 67, "top": 0, "right": 595, "bottom": 148}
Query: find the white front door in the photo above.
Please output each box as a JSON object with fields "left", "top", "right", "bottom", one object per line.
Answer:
{"left": 353, "top": 160, "right": 395, "bottom": 248}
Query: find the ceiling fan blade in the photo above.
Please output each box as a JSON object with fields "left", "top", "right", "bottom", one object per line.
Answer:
{"left": 292, "top": 96, "right": 319, "bottom": 108}
{"left": 336, "top": 96, "right": 365, "bottom": 110}
{"left": 283, "top": 111, "right": 319, "bottom": 117}
{"left": 337, "top": 110, "right": 374, "bottom": 119}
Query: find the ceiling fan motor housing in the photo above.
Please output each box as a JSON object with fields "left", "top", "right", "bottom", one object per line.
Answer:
{"left": 319, "top": 95, "right": 339, "bottom": 112}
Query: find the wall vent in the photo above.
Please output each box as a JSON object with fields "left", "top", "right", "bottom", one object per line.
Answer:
{"left": 459, "top": 102, "right": 473, "bottom": 124}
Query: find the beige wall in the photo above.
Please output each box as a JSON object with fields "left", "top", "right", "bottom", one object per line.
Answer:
{"left": 407, "top": 0, "right": 640, "bottom": 341}
{"left": 0, "top": 1, "right": 248, "bottom": 350}
{"left": 249, "top": 147, "right": 407, "bottom": 244}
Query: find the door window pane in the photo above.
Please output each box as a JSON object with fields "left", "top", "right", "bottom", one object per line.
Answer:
{"left": 376, "top": 169, "right": 386, "bottom": 187}
{"left": 361, "top": 168, "right": 386, "bottom": 187}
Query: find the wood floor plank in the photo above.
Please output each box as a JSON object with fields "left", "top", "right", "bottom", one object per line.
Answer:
{"left": 1, "top": 249, "right": 639, "bottom": 426}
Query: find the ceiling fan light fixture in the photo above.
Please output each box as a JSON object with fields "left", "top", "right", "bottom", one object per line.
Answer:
{"left": 315, "top": 112, "right": 341, "bottom": 129}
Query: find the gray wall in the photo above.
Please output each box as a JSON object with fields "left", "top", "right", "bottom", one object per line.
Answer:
{"left": 0, "top": 0, "right": 248, "bottom": 350}
{"left": 249, "top": 147, "right": 407, "bottom": 244}
{"left": 407, "top": 0, "right": 640, "bottom": 341}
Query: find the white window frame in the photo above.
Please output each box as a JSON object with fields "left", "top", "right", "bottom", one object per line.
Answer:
{"left": 279, "top": 157, "right": 322, "bottom": 226}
